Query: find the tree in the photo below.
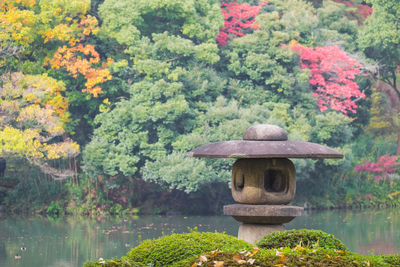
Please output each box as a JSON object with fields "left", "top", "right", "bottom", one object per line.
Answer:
{"left": 0, "top": 0, "right": 112, "bottom": 96}
{"left": 217, "top": 1, "right": 267, "bottom": 45}
{"left": 358, "top": 0, "right": 400, "bottom": 153}
{"left": 288, "top": 44, "right": 365, "bottom": 114}
{"left": 0, "top": 73, "right": 80, "bottom": 179}
{"left": 0, "top": 0, "right": 111, "bottom": 177}
{"left": 83, "top": 0, "right": 224, "bottom": 178}
{"left": 355, "top": 154, "right": 400, "bottom": 182}
{"left": 331, "top": 1, "right": 372, "bottom": 23}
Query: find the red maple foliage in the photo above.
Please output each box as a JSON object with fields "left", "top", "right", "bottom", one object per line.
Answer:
{"left": 288, "top": 44, "right": 365, "bottom": 114}
{"left": 355, "top": 154, "right": 400, "bottom": 181}
{"left": 217, "top": 1, "right": 267, "bottom": 46}
{"left": 332, "top": 0, "right": 372, "bottom": 23}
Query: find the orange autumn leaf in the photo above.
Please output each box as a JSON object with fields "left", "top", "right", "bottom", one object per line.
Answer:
{"left": 276, "top": 251, "right": 289, "bottom": 263}
{"left": 232, "top": 254, "right": 246, "bottom": 264}
{"left": 232, "top": 255, "right": 242, "bottom": 261}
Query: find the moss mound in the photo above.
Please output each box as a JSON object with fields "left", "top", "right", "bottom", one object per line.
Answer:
{"left": 84, "top": 231, "right": 252, "bottom": 266}
{"left": 257, "top": 229, "right": 348, "bottom": 251}
{"left": 84, "top": 230, "right": 400, "bottom": 267}
{"left": 123, "top": 231, "right": 252, "bottom": 266}
{"left": 189, "top": 247, "right": 396, "bottom": 267}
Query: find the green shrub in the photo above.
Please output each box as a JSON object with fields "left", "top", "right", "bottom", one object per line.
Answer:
{"left": 122, "top": 231, "right": 252, "bottom": 266}
{"left": 257, "top": 229, "right": 348, "bottom": 251}
{"left": 46, "top": 201, "right": 62, "bottom": 216}
{"left": 109, "top": 204, "right": 124, "bottom": 215}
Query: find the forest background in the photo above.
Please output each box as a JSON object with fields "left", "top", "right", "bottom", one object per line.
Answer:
{"left": 1, "top": 0, "right": 400, "bottom": 216}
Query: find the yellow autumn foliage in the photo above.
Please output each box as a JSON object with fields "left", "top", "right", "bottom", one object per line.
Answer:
{"left": 0, "top": 73, "right": 79, "bottom": 161}
{"left": 1, "top": 0, "right": 111, "bottom": 97}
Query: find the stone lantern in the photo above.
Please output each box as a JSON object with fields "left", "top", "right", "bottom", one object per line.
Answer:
{"left": 187, "top": 124, "right": 343, "bottom": 243}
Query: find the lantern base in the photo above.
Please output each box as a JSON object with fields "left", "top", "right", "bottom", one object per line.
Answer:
{"left": 238, "top": 223, "right": 284, "bottom": 244}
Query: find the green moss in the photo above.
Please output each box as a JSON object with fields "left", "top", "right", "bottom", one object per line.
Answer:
{"left": 84, "top": 230, "right": 400, "bottom": 267}
{"left": 257, "top": 229, "right": 348, "bottom": 251}
{"left": 123, "top": 231, "right": 252, "bottom": 266}
{"left": 83, "top": 258, "right": 145, "bottom": 267}
{"left": 380, "top": 254, "right": 400, "bottom": 266}
{"left": 189, "top": 247, "right": 393, "bottom": 267}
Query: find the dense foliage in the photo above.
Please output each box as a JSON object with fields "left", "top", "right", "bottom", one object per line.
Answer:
{"left": 1, "top": 0, "right": 399, "bottom": 215}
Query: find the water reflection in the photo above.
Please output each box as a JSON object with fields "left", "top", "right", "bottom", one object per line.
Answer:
{"left": 0, "top": 209, "right": 398, "bottom": 267}
{"left": 287, "top": 209, "right": 400, "bottom": 255}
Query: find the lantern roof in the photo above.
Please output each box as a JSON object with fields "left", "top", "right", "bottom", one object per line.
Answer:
{"left": 187, "top": 124, "right": 343, "bottom": 159}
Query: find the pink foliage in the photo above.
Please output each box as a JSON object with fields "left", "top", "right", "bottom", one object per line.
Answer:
{"left": 288, "top": 44, "right": 365, "bottom": 114}
{"left": 355, "top": 154, "right": 400, "bottom": 181}
{"left": 217, "top": 1, "right": 267, "bottom": 46}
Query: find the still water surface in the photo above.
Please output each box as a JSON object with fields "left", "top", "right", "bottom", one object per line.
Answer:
{"left": 0, "top": 208, "right": 399, "bottom": 267}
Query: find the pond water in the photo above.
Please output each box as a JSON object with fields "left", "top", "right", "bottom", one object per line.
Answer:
{"left": 0, "top": 208, "right": 399, "bottom": 267}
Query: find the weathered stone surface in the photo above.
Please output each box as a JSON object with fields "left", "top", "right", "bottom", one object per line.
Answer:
{"left": 243, "top": 124, "right": 288, "bottom": 141}
{"left": 224, "top": 204, "right": 303, "bottom": 224}
{"left": 238, "top": 223, "right": 284, "bottom": 244}
{"left": 187, "top": 140, "right": 343, "bottom": 159}
{"left": 232, "top": 158, "right": 296, "bottom": 205}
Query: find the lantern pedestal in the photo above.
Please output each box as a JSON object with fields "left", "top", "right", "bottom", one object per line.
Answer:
{"left": 238, "top": 224, "right": 284, "bottom": 244}
{"left": 224, "top": 204, "right": 303, "bottom": 243}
